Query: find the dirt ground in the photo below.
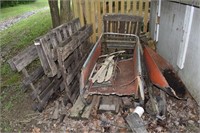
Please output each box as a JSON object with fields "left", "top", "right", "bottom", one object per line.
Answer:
{"left": 1, "top": 85, "right": 200, "bottom": 132}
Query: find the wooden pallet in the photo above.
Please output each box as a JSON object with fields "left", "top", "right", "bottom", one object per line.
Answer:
{"left": 34, "top": 18, "right": 81, "bottom": 77}
{"left": 8, "top": 45, "right": 62, "bottom": 112}
{"left": 8, "top": 18, "right": 93, "bottom": 112}
{"left": 57, "top": 25, "right": 93, "bottom": 104}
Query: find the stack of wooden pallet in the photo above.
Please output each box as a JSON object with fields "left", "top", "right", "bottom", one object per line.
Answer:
{"left": 8, "top": 18, "right": 93, "bottom": 112}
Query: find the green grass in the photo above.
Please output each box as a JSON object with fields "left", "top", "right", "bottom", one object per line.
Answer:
{"left": 0, "top": 2, "right": 52, "bottom": 132}
{"left": 0, "top": 9, "right": 52, "bottom": 88}
{"left": 0, "top": 0, "right": 49, "bottom": 22}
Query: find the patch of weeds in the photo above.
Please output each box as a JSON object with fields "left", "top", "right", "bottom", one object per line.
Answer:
{"left": 0, "top": 10, "right": 51, "bottom": 88}
{"left": 4, "top": 100, "right": 14, "bottom": 111}
{"left": 1, "top": 122, "right": 13, "bottom": 132}
{"left": 2, "top": 85, "right": 24, "bottom": 111}
{"left": 1, "top": 63, "right": 21, "bottom": 87}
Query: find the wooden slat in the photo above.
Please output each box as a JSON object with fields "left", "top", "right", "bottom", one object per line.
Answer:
{"left": 21, "top": 68, "right": 37, "bottom": 92}
{"left": 91, "top": 0, "right": 96, "bottom": 42}
{"left": 144, "top": 0, "right": 149, "bottom": 32}
{"left": 103, "top": 0, "right": 106, "bottom": 15}
{"left": 35, "top": 41, "right": 51, "bottom": 76}
{"left": 97, "top": 0, "right": 102, "bottom": 37}
{"left": 109, "top": 0, "right": 113, "bottom": 13}
{"left": 40, "top": 38, "right": 58, "bottom": 77}
{"left": 37, "top": 77, "right": 62, "bottom": 112}
{"left": 133, "top": 0, "right": 137, "bottom": 15}
{"left": 8, "top": 45, "right": 38, "bottom": 72}
{"left": 73, "top": 0, "right": 79, "bottom": 18}
{"left": 127, "top": 0, "right": 131, "bottom": 14}
{"left": 126, "top": 113, "right": 148, "bottom": 133}
{"left": 99, "top": 96, "right": 121, "bottom": 113}
{"left": 103, "top": 14, "right": 143, "bottom": 22}
{"left": 23, "top": 66, "right": 44, "bottom": 86}
{"left": 115, "top": 0, "right": 118, "bottom": 13}
{"left": 85, "top": 0, "right": 91, "bottom": 24}
{"left": 79, "top": 0, "right": 84, "bottom": 26}
{"left": 30, "top": 76, "right": 53, "bottom": 100}
{"left": 139, "top": 0, "right": 143, "bottom": 16}
{"left": 121, "top": 0, "right": 125, "bottom": 13}
{"left": 82, "top": 95, "right": 99, "bottom": 119}
{"left": 69, "top": 95, "right": 85, "bottom": 118}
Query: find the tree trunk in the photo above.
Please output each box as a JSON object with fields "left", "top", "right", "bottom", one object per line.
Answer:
{"left": 60, "top": 0, "right": 71, "bottom": 24}
{"left": 48, "top": 0, "right": 60, "bottom": 28}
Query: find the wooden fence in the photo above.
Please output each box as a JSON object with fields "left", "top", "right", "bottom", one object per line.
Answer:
{"left": 72, "top": 0, "right": 150, "bottom": 42}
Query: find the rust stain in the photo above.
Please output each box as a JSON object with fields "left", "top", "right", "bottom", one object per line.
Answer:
{"left": 88, "top": 59, "right": 139, "bottom": 96}
{"left": 144, "top": 45, "right": 169, "bottom": 88}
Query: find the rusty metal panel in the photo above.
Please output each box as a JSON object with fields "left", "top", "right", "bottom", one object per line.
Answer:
{"left": 87, "top": 59, "right": 139, "bottom": 96}
{"left": 144, "top": 46, "right": 173, "bottom": 71}
{"left": 144, "top": 45, "right": 169, "bottom": 88}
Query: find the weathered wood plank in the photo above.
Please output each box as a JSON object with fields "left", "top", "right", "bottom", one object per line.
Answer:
{"left": 139, "top": 0, "right": 143, "bottom": 16}
{"left": 127, "top": 0, "right": 131, "bottom": 14}
{"left": 144, "top": 0, "right": 149, "bottom": 32}
{"left": 82, "top": 95, "right": 99, "bottom": 119}
{"left": 126, "top": 113, "right": 148, "bottom": 133}
{"left": 91, "top": 0, "right": 96, "bottom": 42}
{"left": 8, "top": 45, "right": 38, "bottom": 72}
{"left": 85, "top": 0, "right": 91, "bottom": 24}
{"left": 37, "top": 77, "right": 62, "bottom": 112}
{"left": 99, "top": 95, "right": 121, "bottom": 113}
{"left": 39, "top": 77, "right": 62, "bottom": 100}
{"left": 30, "top": 76, "right": 53, "bottom": 100}
{"left": 109, "top": 0, "right": 112, "bottom": 13}
{"left": 115, "top": 0, "right": 118, "bottom": 13}
{"left": 35, "top": 40, "right": 51, "bottom": 76}
{"left": 73, "top": 0, "right": 79, "bottom": 18}
{"left": 133, "top": 0, "right": 137, "bottom": 15}
{"left": 23, "top": 66, "right": 44, "bottom": 86}
{"left": 69, "top": 95, "right": 86, "bottom": 118}
{"left": 121, "top": 0, "right": 125, "bottom": 13}
{"left": 79, "top": 0, "right": 84, "bottom": 26}
{"left": 40, "top": 38, "right": 58, "bottom": 77}
{"left": 103, "top": 14, "right": 143, "bottom": 23}
{"left": 97, "top": 0, "right": 102, "bottom": 37}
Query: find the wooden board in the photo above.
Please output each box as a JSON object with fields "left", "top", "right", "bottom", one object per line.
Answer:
{"left": 99, "top": 95, "right": 121, "bottom": 113}
{"left": 126, "top": 113, "right": 148, "bottom": 133}
{"left": 8, "top": 45, "right": 38, "bottom": 72}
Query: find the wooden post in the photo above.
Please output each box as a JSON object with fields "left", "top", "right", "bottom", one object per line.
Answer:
{"left": 144, "top": 0, "right": 149, "bottom": 32}
{"left": 98, "top": 0, "right": 102, "bottom": 37}
{"left": 91, "top": 0, "right": 96, "bottom": 42}
{"left": 79, "top": 0, "right": 85, "bottom": 26}
{"left": 133, "top": 0, "right": 137, "bottom": 15}
{"left": 127, "top": 0, "right": 131, "bottom": 14}
{"left": 85, "top": 0, "right": 91, "bottom": 24}
{"left": 73, "top": 0, "right": 79, "bottom": 18}
{"left": 121, "top": 0, "right": 125, "bottom": 14}
{"left": 109, "top": 0, "right": 113, "bottom": 13}
{"left": 115, "top": 0, "right": 118, "bottom": 13}
{"left": 139, "top": 0, "right": 143, "bottom": 16}
{"left": 103, "top": 0, "right": 106, "bottom": 15}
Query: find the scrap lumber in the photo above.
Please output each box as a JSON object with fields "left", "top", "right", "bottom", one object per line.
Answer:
{"left": 57, "top": 24, "right": 93, "bottom": 104}
{"left": 69, "top": 96, "right": 87, "bottom": 118}
{"left": 81, "top": 95, "right": 100, "bottom": 119}
{"left": 70, "top": 95, "right": 100, "bottom": 119}
{"left": 8, "top": 44, "right": 63, "bottom": 112}
{"left": 99, "top": 96, "right": 121, "bottom": 113}
{"left": 126, "top": 113, "right": 148, "bottom": 133}
{"left": 35, "top": 18, "right": 82, "bottom": 77}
